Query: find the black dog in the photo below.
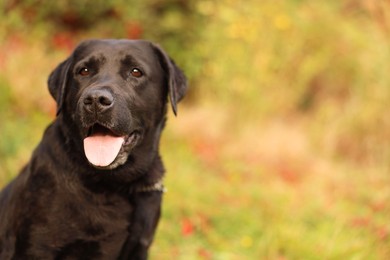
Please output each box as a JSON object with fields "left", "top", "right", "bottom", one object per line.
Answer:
{"left": 0, "top": 39, "right": 187, "bottom": 259}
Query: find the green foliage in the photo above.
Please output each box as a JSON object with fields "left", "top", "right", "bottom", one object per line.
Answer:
{"left": 0, "top": 78, "right": 50, "bottom": 182}
{"left": 1, "top": 0, "right": 390, "bottom": 258}
{"left": 192, "top": 0, "right": 390, "bottom": 165}
{"left": 1, "top": 0, "right": 205, "bottom": 78}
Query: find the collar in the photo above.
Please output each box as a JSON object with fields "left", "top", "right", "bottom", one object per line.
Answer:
{"left": 133, "top": 179, "right": 166, "bottom": 193}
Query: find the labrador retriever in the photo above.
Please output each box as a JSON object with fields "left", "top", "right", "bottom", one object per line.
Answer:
{"left": 0, "top": 39, "right": 187, "bottom": 259}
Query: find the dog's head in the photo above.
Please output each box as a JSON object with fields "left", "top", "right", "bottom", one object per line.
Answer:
{"left": 48, "top": 39, "right": 187, "bottom": 170}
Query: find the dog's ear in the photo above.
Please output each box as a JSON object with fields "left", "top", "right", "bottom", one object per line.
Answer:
{"left": 48, "top": 58, "right": 71, "bottom": 116}
{"left": 151, "top": 43, "right": 187, "bottom": 116}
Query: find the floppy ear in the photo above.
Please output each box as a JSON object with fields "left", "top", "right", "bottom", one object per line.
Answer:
{"left": 151, "top": 43, "right": 187, "bottom": 116}
{"left": 48, "top": 59, "right": 71, "bottom": 116}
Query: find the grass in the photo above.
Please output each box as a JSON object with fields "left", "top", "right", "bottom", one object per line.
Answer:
{"left": 1, "top": 1, "right": 390, "bottom": 259}
{"left": 149, "top": 106, "right": 390, "bottom": 259}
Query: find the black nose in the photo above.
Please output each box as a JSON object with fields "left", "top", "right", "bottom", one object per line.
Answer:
{"left": 82, "top": 89, "right": 114, "bottom": 113}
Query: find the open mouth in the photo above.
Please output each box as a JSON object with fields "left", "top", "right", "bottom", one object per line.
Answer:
{"left": 83, "top": 124, "right": 138, "bottom": 168}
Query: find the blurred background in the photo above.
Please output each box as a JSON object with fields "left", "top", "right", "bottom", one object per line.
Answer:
{"left": 0, "top": 0, "right": 389, "bottom": 258}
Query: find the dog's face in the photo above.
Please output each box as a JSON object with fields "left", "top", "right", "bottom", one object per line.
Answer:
{"left": 48, "top": 39, "right": 187, "bottom": 170}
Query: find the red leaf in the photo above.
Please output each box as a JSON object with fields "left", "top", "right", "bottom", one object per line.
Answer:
{"left": 51, "top": 32, "right": 75, "bottom": 52}
{"left": 126, "top": 21, "right": 143, "bottom": 39}
{"left": 376, "top": 226, "right": 389, "bottom": 240}
{"left": 351, "top": 217, "right": 371, "bottom": 228}
{"left": 198, "top": 248, "right": 212, "bottom": 259}
{"left": 181, "top": 218, "right": 195, "bottom": 236}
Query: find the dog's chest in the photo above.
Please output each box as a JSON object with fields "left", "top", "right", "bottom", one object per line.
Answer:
{"left": 39, "top": 191, "right": 133, "bottom": 257}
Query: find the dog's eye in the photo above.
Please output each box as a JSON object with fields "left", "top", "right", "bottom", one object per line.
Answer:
{"left": 79, "top": 67, "right": 90, "bottom": 76}
{"left": 131, "top": 68, "right": 143, "bottom": 78}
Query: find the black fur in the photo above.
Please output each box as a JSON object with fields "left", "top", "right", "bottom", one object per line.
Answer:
{"left": 0, "top": 39, "right": 187, "bottom": 259}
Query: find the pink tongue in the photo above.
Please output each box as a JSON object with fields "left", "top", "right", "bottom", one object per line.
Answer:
{"left": 83, "top": 135, "right": 125, "bottom": 167}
